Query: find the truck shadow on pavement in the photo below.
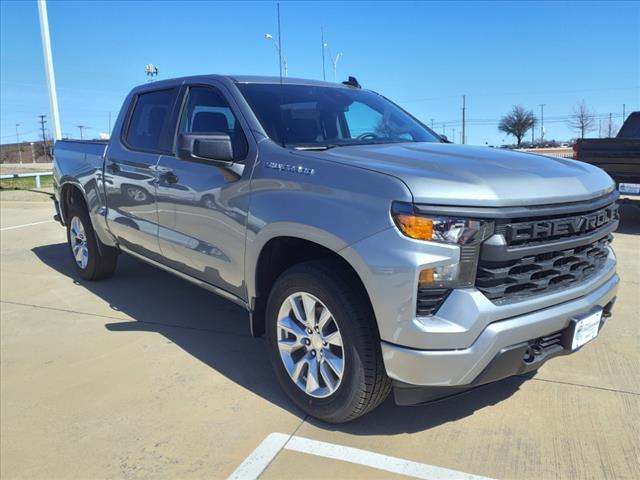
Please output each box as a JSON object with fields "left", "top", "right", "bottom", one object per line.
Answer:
{"left": 33, "top": 242, "right": 528, "bottom": 435}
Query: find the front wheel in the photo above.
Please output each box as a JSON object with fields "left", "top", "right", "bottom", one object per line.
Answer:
{"left": 266, "top": 261, "right": 391, "bottom": 423}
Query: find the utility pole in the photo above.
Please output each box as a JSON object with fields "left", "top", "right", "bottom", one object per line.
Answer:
{"left": 442, "top": 122, "right": 446, "bottom": 135}
{"left": 623, "top": 104, "right": 626, "bottom": 122}
{"left": 430, "top": 118, "right": 434, "bottom": 129}
{"left": 539, "top": 104, "right": 546, "bottom": 144}
{"left": 76, "top": 125, "right": 86, "bottom": 140}
{"left": 461, "top": 95, "right": 466, "bottom": 144}
{"left": 37, "top": 0, "right": 61, "bottom": 141}
{"left": 321, "top": 27, "right": 326, "bottom": 81}
{"left": 599, "top": 119, "right": 602, "bottom": 138}
{"left": 38, "top": 114, "right": 48, "bottom": 160}
{"left": 608, "top": 113, "right": 612, "bottom": 137}
{"left": 452, "top": 127, "right": 456, "bottom": 144}
{"left": 15, "top": 124, "right": 23, "bottom": 164}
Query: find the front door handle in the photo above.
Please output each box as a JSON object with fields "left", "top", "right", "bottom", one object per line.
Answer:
{"left": 160, "top": 170, "right": 179, "bottom": 184}
{"left": 106, "top": 162, "right": 120, "bottom": 174}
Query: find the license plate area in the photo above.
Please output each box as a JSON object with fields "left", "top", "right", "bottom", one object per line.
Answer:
{"left": 563, "top": 309, "right": 603, "bottom": 351}
{"left": 619, "top": 182, "right": 640, "bottom": 195}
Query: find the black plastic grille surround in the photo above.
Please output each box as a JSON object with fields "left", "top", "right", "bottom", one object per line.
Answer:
{"left": 476, "top": 234, "right": 611, "bottom": 302}
{"left": 416, "top": 288, "right": 450, "bottom": 316}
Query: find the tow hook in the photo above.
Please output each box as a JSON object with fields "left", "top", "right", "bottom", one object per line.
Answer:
{"left": 524, "top": 343, "right": 544, "bottom": 363}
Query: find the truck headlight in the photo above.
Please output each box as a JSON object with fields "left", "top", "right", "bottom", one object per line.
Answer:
{"left": 392, "top": 202, "right": 494, "bottom": 289}
{"left": 391, "top": 202, "right": 492, "bottom": 244}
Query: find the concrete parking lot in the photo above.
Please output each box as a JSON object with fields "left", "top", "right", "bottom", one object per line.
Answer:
{"left": 1, "top": 190, "right": 639, "bottom": 479}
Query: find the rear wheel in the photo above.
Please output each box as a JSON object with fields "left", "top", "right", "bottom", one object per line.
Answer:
{"left": 266, "top": 261, "right": 391, "bottom": 423}
{"left": 65, "top": 204, "right": 118, "bottom": 280}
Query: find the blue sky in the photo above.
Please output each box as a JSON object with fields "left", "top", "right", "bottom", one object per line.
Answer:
{"left": 1, "top": 0, "right": 638, "bottom": 145}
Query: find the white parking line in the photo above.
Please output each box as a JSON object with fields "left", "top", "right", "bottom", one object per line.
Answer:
{"left": 0, "top": 220, "right": 54, "bottom": 231}
{"left": 227, "top": 432, "right": 493, "bottom": 480}
{"left": 227, "top": 433, "right": 290, "bottom": 480}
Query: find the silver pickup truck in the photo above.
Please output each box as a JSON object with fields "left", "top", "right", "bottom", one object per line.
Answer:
{"left": 53, "top": 75, "right": 619, "bottom": 423}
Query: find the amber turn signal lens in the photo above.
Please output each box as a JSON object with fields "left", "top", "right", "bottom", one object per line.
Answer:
{"left": 419, "top": 268, "right": 434, "bottom": 285}
{"left": 394, "top": 214, "right": 433, "bottom": 240}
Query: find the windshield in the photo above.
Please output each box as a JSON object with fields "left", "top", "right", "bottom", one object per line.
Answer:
{"left": 237, "top": 83, "right": 440, "bottom": 148}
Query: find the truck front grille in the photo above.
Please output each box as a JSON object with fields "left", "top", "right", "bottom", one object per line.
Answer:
{"left": 476, "top": 234, "right": 612, "bottom": 302}
{"left": 474, "top": 199, "right": 618, "bottom": 303}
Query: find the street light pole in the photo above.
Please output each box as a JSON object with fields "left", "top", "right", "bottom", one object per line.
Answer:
{"left": 76, "top": 125, "right": 85, "bottom": 140}
{"left": 37, "top": 0, "right": 61, "bottom": 141}
{"left": 321, "top": 27, "right": 326, "bottom": 81}
{"left": 265, "top": 33, "right": 287, "bottom": 77}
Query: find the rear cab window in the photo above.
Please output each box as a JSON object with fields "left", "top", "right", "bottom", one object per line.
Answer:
{"left": 124, "top": 88, "right": 178, "bottom": 153}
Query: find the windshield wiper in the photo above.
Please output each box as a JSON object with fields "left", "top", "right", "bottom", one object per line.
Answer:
{"left": 291, "top": 144, "right": 341, "bottom": 151}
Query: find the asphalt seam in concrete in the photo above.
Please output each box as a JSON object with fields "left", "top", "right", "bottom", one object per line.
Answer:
{"left": 519, "top": 375, "right": 640, "bottom": 397}
{"left": 0, "top": 300, "right": 251, "bottom": 339}
{"left": 257, "top": 415, "right": 309, "bottom": 479}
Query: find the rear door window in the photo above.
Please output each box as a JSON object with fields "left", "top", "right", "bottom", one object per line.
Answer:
{"left": 125, "top": 88, "right": 178, "bottom": 153}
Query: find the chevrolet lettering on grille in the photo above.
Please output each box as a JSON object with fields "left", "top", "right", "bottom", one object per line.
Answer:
{"left": 506, "top": 204, "right": 619, "bottom": 243}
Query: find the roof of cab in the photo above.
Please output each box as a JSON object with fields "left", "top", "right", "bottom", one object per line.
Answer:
{"left": 132, "top": 74, "right": 353, "bottom": 90}
{"left": 229, "top": 75, "right": 347, "bottom": 88}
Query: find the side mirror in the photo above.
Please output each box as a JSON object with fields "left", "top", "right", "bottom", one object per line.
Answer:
{"left": 439, "top": 134, "right": 451, "bottom": 143}
{"left": 178, "top": 133, "right": 234, "bottom": 164}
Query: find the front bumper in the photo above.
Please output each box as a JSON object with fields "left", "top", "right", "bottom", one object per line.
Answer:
{"left": 382, "top": 270, "right": 618, "bottom": 402}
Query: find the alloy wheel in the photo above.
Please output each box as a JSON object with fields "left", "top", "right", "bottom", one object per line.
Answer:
{"left": 276, "top": 292, "right": 345, "bottom": 398}
{"left": 70, "top": 216, "right": 89, "bottom": 269}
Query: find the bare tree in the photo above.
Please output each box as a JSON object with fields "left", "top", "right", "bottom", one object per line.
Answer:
{"left": 567, "top": 101, "right": 595, "bottom": 139}
{"left": 498, "top": 106, "right": 536, "bottom": 147}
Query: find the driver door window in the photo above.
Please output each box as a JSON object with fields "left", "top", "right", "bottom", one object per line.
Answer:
{"left": 178, "top": 87, "right": 248, "bottom": 160}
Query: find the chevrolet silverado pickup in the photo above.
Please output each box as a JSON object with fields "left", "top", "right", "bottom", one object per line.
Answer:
{"left": 53, "top": 75, "right": 619, "bottom": 423}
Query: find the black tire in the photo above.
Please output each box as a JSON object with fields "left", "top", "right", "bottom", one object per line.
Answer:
{"left": 65, "top": 203, "right": 118, "bottom": 281}
{"left": 266, "top": 260, "right": 391, "bottom": 423}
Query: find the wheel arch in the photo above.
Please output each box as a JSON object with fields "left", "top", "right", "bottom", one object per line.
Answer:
{"left": 249, "top": 233, "right": 377, "bottom": 339}
{"left": 59, "top": 181, "right": 90, "bottom": 224}
{"left": 59, "top": 180, "right": 117, "bottom": 249}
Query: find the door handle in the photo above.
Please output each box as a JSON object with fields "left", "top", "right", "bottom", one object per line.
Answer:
{"left": 160, "top": 170, "right": 179, "bottom": 184}
{"left": 106, "top": 162, "right": 120, "bottom": 174}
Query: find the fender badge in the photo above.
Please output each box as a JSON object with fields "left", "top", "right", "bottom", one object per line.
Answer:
{"left": 265, "top": 162, "right": 315, "bottom": 176}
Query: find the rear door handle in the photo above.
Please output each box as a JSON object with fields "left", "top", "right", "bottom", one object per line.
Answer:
{"left": 106, "top": 162, "right": 120, "bottom": 174}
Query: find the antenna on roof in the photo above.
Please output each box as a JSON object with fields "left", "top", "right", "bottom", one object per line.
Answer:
{"left": 342, "top": 76, "right": 361, "bottom": 89}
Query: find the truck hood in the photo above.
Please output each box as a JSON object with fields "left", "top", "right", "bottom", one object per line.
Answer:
{"left": 312, "top": 143, "right": 615, "bottom": 207}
